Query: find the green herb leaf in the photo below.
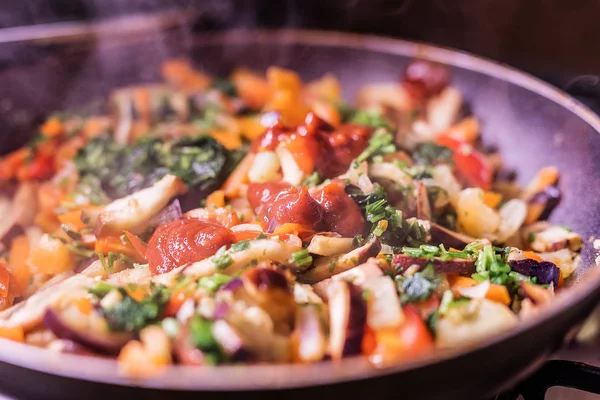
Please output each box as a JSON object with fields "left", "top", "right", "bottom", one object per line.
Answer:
{"left": 355, "top": 129, "right": 396, "bottom": 163}
{"left": 290, "top": 249, "right": 313, "bottom": 268}
{"left": 412, "top": 142, "right": 453, "bottom": 165}
{"left": 349, "top": 110, "right": 390, "bottom": 129}
{"left": 100, "top": 284, "right": 170, "bottom": 332}
{"left": 211, "top": 246, "right": 233, "bottom": 270}
{"left": 198, "top": 273, "right": 235, "bottom": 292}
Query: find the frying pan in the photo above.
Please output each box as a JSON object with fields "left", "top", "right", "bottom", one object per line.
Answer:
{"left": 0, "top": 26, "right": 600, "bottom": 400}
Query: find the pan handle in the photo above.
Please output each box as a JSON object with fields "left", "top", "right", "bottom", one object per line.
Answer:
{"left": 506, "top": 359, "right": 600, "bottom": 400}
{"left": 505, "top": 304, "right": 600, "bottom": 400}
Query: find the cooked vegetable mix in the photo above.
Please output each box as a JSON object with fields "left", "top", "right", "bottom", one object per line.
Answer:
{"left": 0, "top": 59, "right": 582, "bottom": 375}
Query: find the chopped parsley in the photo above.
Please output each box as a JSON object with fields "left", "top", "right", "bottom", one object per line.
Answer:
{"left": 231, "top": 240, "right": 251, "bottom": 252}
{"left": 401, "top": 244, "right": 473, "bottom": 260}
{"left": 188, "top": 315, "right": 226, "bottom": 365}
{"left": 198, "top": 273, "right": 235, "bottom": 292}
{"left": 349, "top": 110, "right": 390, "bottom": 129}
{"left": 471, "top": 245, "right": 515, "bottom": 286}
{"left": 88, "top": 282, "right": 115, "bottom": 298}
{"left": 99, "top": 284, "right": 171, "bottom": 332}
{"left": 412, "top": 142, "right": 454, "bottom": 165}
{"left": 355, "top": 128, "right": 396, "bottom": 163}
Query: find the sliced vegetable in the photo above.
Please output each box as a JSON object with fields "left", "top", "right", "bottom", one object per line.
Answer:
{"left": 328, "top": 280, "right": 367, "bottom": 360}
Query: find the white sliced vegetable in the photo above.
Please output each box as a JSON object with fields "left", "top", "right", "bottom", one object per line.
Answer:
{"left": 362, "top": 275, "right": 405, "bottom": 330}
{"left": 248, "top": 151, "right": 281, "bottom": 183}
{"left": 184, "top": 239, "right": 303, "bottom": 278}
{"left": 230, "top": 224, "right": 264, "bottom": 233}
{"left": 422, "top": 165, "right": 461, "bottom": 207}
{"left": 496, "top": 199, "right": 527, "bottom": 243}
{"left": 276, "top": 145, "right": 305, "bottom": 186}
{"left": 94, "top": 174, "right": 187, "bottom": 236}
{"left": 369, "top": 162, "right": 413, "bottom": 187}
{"left": 328, "top": 280, "right": 366, "bottom": 360}
{"left": 524, "top": 223, "right": 582, "bottom": 253}
{"left": 538, "top": 248, "right": 580, "bottom": 279}
{"left": 312, "top": 259, "right": 384, "bottom": 299}
{"left": 294, "top": 305, "right": 327, "bottom": 363}
{"left": 455, "top": 188, "right": 500, "bottom": 239}
{"left": 0, "top": 274, "right": 95, "bottom": 330}
{"left": 294, "top": 283, "right": 325, "bottom": 305}
{"left": 456, "top": 280, "right": 490, "bottom": 299}
{"left": 355, "top": 83, "right": 411, "bottom": 111}
{"left": 300, "top": 238, "right": 381, "bottom": 284}
{"left": 307, "top": 235, "right": 354, "bottom": 256}
{"left": 427, "top": 87, "right": 462, "bottom": 132}
{"left": 436, "top": 299, "right": 518, "bottom": 348}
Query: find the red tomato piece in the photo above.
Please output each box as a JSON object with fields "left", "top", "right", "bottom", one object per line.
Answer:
{"left": 146, "top": 219, "right": 234, "bottom": 275}
{"left": 436, "top": 135, "right": 492, "bottom": 190}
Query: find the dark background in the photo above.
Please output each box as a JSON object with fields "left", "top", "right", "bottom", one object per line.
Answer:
{"left": 1, "top": 0, "right": 600, "bottom": 102}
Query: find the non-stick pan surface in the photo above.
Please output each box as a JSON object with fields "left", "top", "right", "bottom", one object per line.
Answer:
{"left": 0, "top": 29, "right": 599, "bottom": 400}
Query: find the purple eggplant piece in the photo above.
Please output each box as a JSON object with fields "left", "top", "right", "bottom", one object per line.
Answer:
{"left": 509, "top": 259, "right": 560, "bottom": 286}
{"left": 392, "top": 254, "right": 475, "bottom": 275}
{"left": 328, "top": 280, "right": 367, "bottom": 360}
{"left": 43, "top": 308, "right": 133, "bottom": 355}
{"left": 218, "top": 278, "right": 244, "bottom": 293}
{"left": 528, "top": 185, "right": 561, "bottom": 222}
{"left": 429, "top": 222, "right": 475, "bottom": 249}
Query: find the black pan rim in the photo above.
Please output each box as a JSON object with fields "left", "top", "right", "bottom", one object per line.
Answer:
{"left": 0, "top": 28, "right": 599, "bottom": 391}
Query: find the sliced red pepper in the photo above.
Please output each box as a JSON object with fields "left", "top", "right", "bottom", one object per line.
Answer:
{"left": 436, "top": 135, "right": 492, "bottom": 190}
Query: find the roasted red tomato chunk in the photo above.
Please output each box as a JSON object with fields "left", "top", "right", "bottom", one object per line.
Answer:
{"left": 314, "top": 180, "right": 366, "bottom": 237}
{"left": 146, "top": 219, "right": 234, "bottom": 275}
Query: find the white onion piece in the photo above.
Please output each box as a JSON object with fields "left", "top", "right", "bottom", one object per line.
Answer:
{"left": 496, "top": 199, "right": 527, "bottom": 243}
{"left": 362, "top": 275, "right": 404, "bottom": 330}
{"left": 436, "top": 299, "right": 518, "bottom": 348}
{"left": 307, "top": 235, "right": 354, "bottom": 256}
{"left": 230, "top": 224, "right": 264, "bottom": 233}
{"left": 312, "top": 259, "right": 383, "bottom": 300}
{"left": 183, "top": 239, "right": 303, "bottom": 278}
{"left": 276, "top": 145, "right": 305, "bottom": 186}
{"left": 294, "top": 305, "right": 327, "bottom": 363}
{"left": 369, "top": 162, "right": 413, "bottom": 187}
{"left": 248, "top": 151, "right": 281, "bottom": 183}
{"left": 427, "top": 87, "right": 462, "bottom": 132}
{"left": 456, "top": 280, "right": 490, "bottom": 299}
{"left": 94, "top": 174, "right": 187, "bottom": 236}
{"left": 355, "top": 83, "right": 411, "bottom": 110}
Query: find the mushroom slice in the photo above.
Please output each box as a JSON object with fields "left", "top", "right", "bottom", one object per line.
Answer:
{"left": 416, "top": 181, "right": 432, "bottom": 220}
{"left": 429, "top": 222, "right": 475, "bottom": 249}
{"left": 307, "top": 235, "right": 354, "bottom": 257}
{"left": 369, "top": 162, "right": 413, "bottom": 188}
{"left": 299, "top": 237, "right": 381, "bottom": 284}
{"left": 294, "top": 304, "right": 327, "bottom": 363}
{"left": 328, "top": 280, "right": 367, "bottom": 360}
{"left": 312, "top": 258, "right": 384, "bottom": 299}
{"left": 93, "top": 174, "right": 187, "bottom": 236}
{"left": 0, "top": 274, "right": 94, "bottom": 330}
{"left": 183, "top": 238, "right": 303, "bottom": 278}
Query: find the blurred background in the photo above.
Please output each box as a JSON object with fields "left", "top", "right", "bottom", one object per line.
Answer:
{"left": 0, "top": 0, "right": 599, "bottom": 101}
